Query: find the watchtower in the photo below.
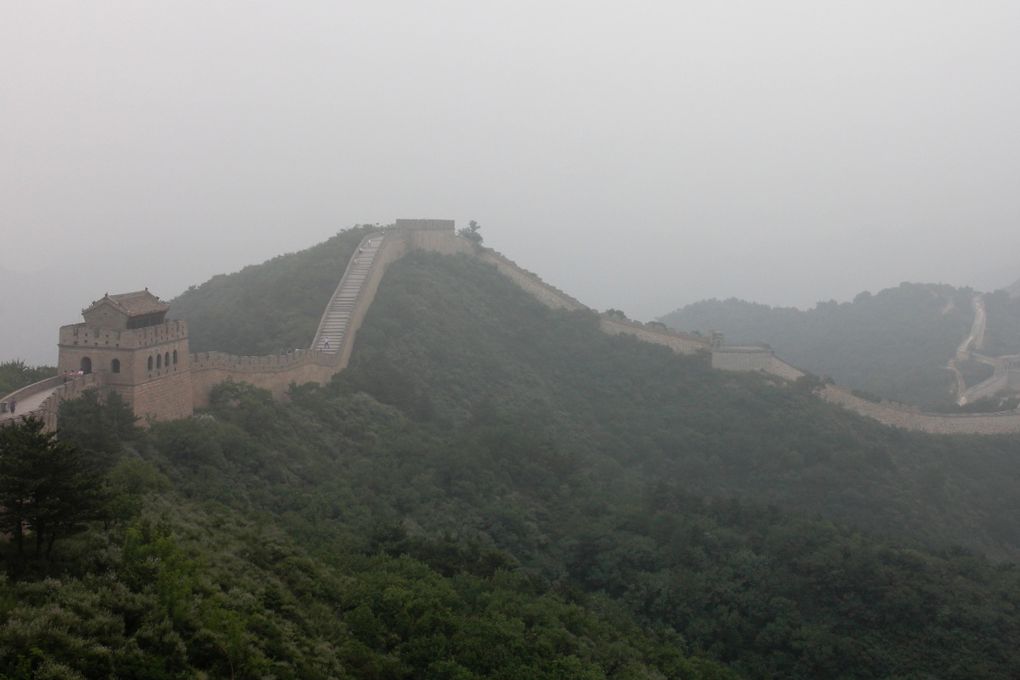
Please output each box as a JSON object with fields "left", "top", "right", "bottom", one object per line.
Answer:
{"left": 58, "top": 290, "right": 193, "bottom": 422}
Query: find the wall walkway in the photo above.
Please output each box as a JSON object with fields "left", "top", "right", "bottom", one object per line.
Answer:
{"left": 0, "top": 373, "right": 100, "bottom": 431}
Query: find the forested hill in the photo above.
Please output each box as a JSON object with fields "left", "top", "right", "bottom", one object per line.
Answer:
{"left": 173, "top": 241, "right": 1020, "bottom": 561}
{"left": 7, "top": 239, "right": 1020, "bottom": 677}
{"left": 659, "top": 284, "right": 978, "bottom": 409}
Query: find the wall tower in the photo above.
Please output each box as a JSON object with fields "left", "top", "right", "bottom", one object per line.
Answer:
{"left": 58, "top": 290, "right": 193, "bottom": 422}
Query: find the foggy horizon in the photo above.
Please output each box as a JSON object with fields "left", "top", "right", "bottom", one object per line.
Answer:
{"left": 4, "top": 1, "right": 1020, "bottom": 364}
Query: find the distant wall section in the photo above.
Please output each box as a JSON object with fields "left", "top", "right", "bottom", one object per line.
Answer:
{"left": 602, "top": 317, "right": 710, "bottom": 355}
{"left": 820, "top": 385, "right": 1020, "bottom": 435}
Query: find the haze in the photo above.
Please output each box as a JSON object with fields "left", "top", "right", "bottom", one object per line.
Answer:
{"left": 3, "top": 1, "right": 1019, "bottom": 365}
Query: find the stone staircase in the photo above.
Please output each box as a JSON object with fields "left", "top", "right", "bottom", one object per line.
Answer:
{"left": 311, "top": 233, "right": 386, "bottom": 354}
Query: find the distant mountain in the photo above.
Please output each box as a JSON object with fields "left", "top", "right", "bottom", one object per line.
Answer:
{"left": 660, "top": 283, "right": 977, "bottom": 409}
{"left": 1006, "top": 277, "right": 1020, "bottom": 297}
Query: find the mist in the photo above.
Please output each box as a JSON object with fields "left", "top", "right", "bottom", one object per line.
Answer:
{"left": 3, "top": 1, "right": 1020, "bottom": 365}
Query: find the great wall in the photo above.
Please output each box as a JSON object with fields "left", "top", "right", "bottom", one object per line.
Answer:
{"left": 3, "top": 219, "right": 1020, "bottom": 436}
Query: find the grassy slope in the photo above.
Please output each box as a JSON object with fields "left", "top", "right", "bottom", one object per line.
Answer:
{"left": 659, "top": 285, "right": 974, "bottom": 409}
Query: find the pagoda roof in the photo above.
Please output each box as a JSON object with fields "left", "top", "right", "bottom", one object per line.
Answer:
{"left": 85, "top": 289, "right": 169, "bottom": 317}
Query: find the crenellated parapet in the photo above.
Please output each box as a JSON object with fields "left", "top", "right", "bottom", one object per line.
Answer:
{"left": 190, "top": 349, "right": 333, "bottom": 373}
{"left": 601, "top": 316, "right": 710, "bottom": 355}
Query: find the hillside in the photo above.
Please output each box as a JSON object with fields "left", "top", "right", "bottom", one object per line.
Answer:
{"left": 168, "top": 225, "right": 376, "bottom": 355}
{"left": 660, "top": 284, "right": 977, "bottom": 409}
{"left": 5, "top": 242, "right": 1020, "bottom": 677}
{"left": 983, "top": 289, "right": 1020, "bottom": 356}
{"left": 171, "top": 243, "right": 1020, "bottom": 558}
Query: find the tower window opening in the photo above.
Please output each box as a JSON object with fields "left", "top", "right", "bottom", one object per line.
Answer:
{"left": 111, "top": 358, "right": 121, "bottom": 374}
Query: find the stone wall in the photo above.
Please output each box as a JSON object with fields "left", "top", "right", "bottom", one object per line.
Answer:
{"left": 819, "top": 385, "right": 1020, "bottom": 435}
{"left": 475, "top": 250, "right": 587, "bottom": 311}
{"left": 1002, "top": 359, "right": 1020, "bottom": 391}
{"left": 0, "top": 373, "right": 102, "bottom": 432}
{"left": 409, "top": 229, "right": 475, "bottom": 256}
{"left": 601, "top": 317, "right": 710, "bottom": 355}
{"left": 126, "top": 369, "right": 194, "bottom": 422}
{"left": 189, "top": 350, "right": 335, "bottom": 407}
{"left": 767, "top": 356, "right": 806, "bottom": 381}
{"left": 960, "top": 371, "right": 1011, "bottom": 405}
{"left": 711, "top": 348, "right": 774, "bottom": 371}
{"left": 394, "top": 219, "right": 456, "bottom": 232}
{"left": 332, "top": 233, "right": 409, "bottom": 370}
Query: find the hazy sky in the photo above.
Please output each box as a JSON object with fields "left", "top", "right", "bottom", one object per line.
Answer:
{"left": 3, "top": 2, "right": 1019, "bottom": 364}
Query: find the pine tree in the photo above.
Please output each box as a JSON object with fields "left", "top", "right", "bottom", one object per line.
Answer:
{"left": 0, "top": 417, "right": 104, "bottom": 559}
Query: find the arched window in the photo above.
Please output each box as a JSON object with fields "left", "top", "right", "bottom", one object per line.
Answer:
{"left": 173, "top": 350, "right": 178, "bottom": 365}
{"left": 165, "top": 352, "right": 170, "bottom": 368}
{"left": 111, "top": 358, "right": 121, "bottom": 374}
{"left": 148, "top": 356, "right": 154, "bottom": 371}
{"left": 81, "top": 357, "right": 92, "bottom": 374}
{"left": 156, "top": 354, "right": 162, "bottom": 369}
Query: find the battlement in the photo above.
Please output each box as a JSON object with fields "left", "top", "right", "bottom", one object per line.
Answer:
{"left": 395, "top": 218, "right": 456, "bottom": 232}
{"left": 60, "top": 319, "right": 188, "bottom": 350}
{"left": 190, "top": 349, "right": 333, "bottom": 373}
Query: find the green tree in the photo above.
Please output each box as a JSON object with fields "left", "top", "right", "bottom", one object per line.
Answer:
{"left": 0, "top": 360, "right": 56, "bottom": 396}
{"left": 58, "top": 389, "right": 138, "bottom": 462}
{"left": 458, "top": 220, "right": 483, "bottom": 245}
{"left": 0, "top": 417, "right": 105, "bottom": 559}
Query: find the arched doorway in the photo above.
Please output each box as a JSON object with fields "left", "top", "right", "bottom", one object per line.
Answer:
{"left": 81, "top": 357, "right": 92, "bottom": 374}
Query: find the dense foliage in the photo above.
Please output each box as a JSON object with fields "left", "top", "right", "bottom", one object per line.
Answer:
{"left": 5, "top": 246, "right": 1020, "bottom": 677}
{"left": 0, "top": 360, "right": 56, "bottom": 396}
{"left": 659, "top": 285, "right": 975, "bottom": 409}
{"left": 982, "top": 290, "right": 1020, "bottom": 355}
{"left": 169, "top": 225, "right": 377, "bottom": 355}
{"left": 340, "top": 254, "right": 1020, "bottom": 560}
{"left": 2, "top": 396, "right": 734, "bottom": 678}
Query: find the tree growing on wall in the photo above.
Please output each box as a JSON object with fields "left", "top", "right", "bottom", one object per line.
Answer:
{"left": 0, "top": 417, "right": 105, "bottom": 559}
{"left": 458, "top": 220, "right": 483, "bottom": 245}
